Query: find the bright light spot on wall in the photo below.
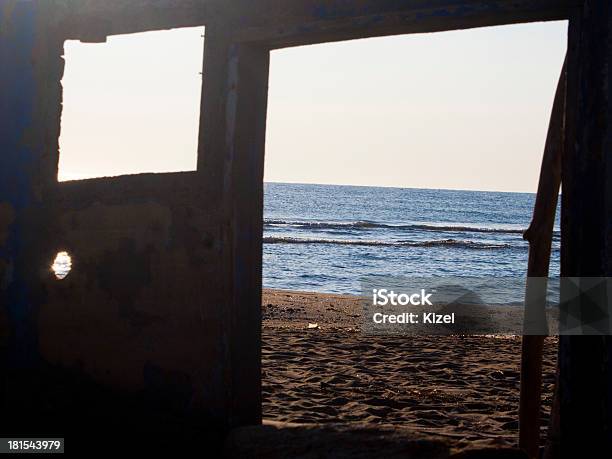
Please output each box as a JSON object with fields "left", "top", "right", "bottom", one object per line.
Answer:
{"left": 52, "top": 251, "right": 72, "bottom": 280}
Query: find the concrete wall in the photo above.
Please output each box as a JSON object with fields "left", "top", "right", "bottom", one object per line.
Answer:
{"left": 0, "top": 2, "right": 268, "bottom": 445}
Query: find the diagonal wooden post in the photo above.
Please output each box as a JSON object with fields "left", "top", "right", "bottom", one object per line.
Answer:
{"left": 519, "top": 56, "right": 566, "bottom": 459}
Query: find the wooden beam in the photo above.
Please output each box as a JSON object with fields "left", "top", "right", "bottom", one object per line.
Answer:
{"left": 201, "top": 27, "right": 270, "bottom": 428}
{"left": 519, "top": 56, "right": 566, "bottom": 459}
{"left": 47, "top": 0, "right": 212, "bottom": 40}
{"left": 46, "top": 0, "right": 575, "bottom": 44}
{"left": 559, "top": 1, "right": 612, "bottom": 456}
{"left": 193, "top": 26, "right": 269, "bottom": 428}
{"left": 233, "top": 0, "right": 576, "bottom": 48}
{"left": 226, "top": 42, "right": 270, "bottom": 428}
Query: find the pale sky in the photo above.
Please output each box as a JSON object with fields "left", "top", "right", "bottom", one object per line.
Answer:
{"left": 59, "top": 21, "right": 567, "bottom": 192}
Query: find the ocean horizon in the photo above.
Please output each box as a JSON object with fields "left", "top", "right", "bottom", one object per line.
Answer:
{"left": 263, "top": 182, "right": 561, "bottom": 297}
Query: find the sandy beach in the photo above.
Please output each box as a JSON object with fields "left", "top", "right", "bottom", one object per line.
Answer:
{"left": 261, "top": 289, "right": 557, "bottom": 451}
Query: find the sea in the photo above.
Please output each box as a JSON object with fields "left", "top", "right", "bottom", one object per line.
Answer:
{"left": 263, "top": 182, "right": 561, "bottom": 298}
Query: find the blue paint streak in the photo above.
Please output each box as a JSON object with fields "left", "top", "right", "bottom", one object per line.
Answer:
{"left": 0, "top": 1, "right": 40, "bottom": 368}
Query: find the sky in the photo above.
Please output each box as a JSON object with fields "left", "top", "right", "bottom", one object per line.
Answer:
{"left": 59, "top": 21, "right": 568, "bottom": 192}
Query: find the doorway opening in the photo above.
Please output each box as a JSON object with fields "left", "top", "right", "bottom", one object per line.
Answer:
{"left": 261, "top": 21, "right": 566, "bottom": 448}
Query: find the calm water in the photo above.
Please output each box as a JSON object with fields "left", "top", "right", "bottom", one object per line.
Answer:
{"left": 263, "top": 182, "right": 560, "bottom": 295}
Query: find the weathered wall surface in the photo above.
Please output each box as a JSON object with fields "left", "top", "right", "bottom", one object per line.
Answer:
{"left": 42, "top": 174, "right": 226, "bottom": 411}
{"left": 0, "top": 1, "right": 252, "bottom": 445}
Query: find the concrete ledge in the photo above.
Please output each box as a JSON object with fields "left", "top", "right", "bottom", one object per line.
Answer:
{"left": 225, "top": 420, "right": 451, "bottom": 458}
{"left": 224, "top": 420, "right": 531, "bottom": 458}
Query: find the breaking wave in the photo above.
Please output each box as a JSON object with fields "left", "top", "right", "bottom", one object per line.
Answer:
{"left": 264, "top": 219, "right": 550, "bottom": 236}
{"left": 264, "top": 236, "right": 514, "bottom": 250}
